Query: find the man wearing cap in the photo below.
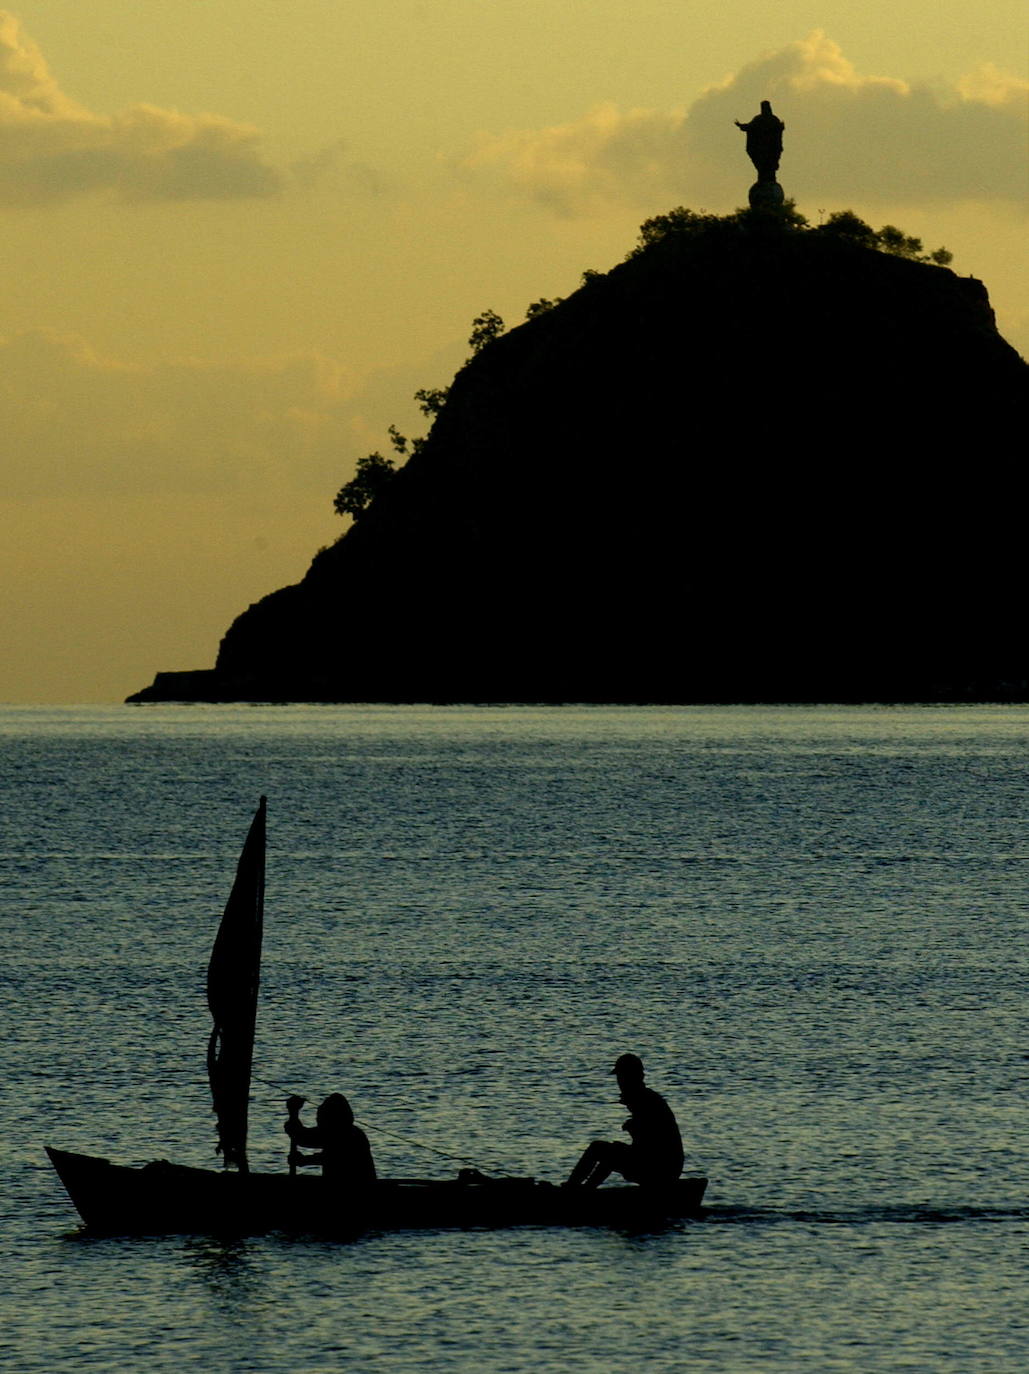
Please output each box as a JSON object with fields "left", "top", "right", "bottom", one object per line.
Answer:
{"left": 564, "top": 1054, "right": 684, "bottom": 1188}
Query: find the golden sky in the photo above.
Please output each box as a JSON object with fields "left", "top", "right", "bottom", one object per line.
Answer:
{"left": 2, "top": 2, "right": 1026, "bottom": 702}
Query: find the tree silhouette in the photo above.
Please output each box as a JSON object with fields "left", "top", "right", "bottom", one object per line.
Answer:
{"left": 468, "top": 309, "right": 505, "bottom": 355}
{"left": 332, "top": 452, "right": 397, "bottom": 522}
{"left": 525, "top": 297, "right": 563, "bottom": 320}
{"left": 414, "top": 387, "right": 449, "bottom": 418}
{"left": 629, "top": 204, "right": 952, "bottom": 267}
{"left": 815, "top": 211, "right": 951, "bottom": 265}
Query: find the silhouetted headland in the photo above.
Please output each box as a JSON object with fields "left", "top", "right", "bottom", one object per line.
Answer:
{"left": 129, "top": 208, "right": 1028, "bottom": 705}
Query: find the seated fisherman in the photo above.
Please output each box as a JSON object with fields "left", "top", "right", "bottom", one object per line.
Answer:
{"left": 565, "top": 1053, "right": 684, "bottom": 1188}
{"left": 284, "top": 1093, "right": 377, "bottom": 1185}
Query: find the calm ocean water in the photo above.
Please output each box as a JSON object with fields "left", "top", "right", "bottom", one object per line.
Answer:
{"left": 2, "top": 704, "right": 1026, "bottom": 1373}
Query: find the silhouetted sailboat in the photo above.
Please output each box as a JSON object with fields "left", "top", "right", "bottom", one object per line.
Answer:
{"left": 46, "top": 799, "right": 707, "bottom": 1235}
{"left": 206, "top": 795, "right": 266, "bottom": 1175}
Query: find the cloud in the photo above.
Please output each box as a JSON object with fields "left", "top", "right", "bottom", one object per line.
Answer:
{"left": 0, "top": 328, "right": 367, "bottom": 500}
{"left": 462, "top": 32, "right": 1029, "bottom": 214}
{"left": 0, "top": 11, "right": 281, "bottom": 204}
{"left": 288, "top": 139, "right": 391, "bottom": 196}
{"left": 0, "top": 327, "right": 463, "bottom": 700}
{"left": 463, "top": 101, "right": 687, "bottom": 216}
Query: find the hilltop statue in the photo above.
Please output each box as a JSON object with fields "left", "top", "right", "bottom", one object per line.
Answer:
{"left": 735, "top": 100, "right": 785, "bottom": 208}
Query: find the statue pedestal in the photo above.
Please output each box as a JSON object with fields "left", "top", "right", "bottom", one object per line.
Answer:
{"left": 748, "top": 179, "right": 785, "bottom": 210}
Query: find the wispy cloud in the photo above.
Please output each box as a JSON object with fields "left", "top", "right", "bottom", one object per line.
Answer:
{"left": 0, "top": 328, "right": 363, "bottom": 499}
{"left": 0, "top": 10, "right": 282, "bottom": 204}
{"left": 288, "top": 139, "right": 391, "bottom": 196}
{"left": 463, "top": 33, "right": 1029, "bottom": 214}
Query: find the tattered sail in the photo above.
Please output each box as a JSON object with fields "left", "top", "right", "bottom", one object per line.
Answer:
{"left": 207, "top": 796, "right": 266, "bottom": 1171}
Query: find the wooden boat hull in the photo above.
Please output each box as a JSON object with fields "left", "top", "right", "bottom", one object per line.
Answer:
{"left": 46, "top": 1147, "right": 707, "bottom": 1235}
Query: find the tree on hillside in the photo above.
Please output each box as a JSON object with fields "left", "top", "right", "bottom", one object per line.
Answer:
{"left": 525, "top": 297, "right": 563, "bottom": 319}
{"left": 629, "top": 204, "right": 951, "bottom": 267}
{"left": 332, "top": 451, "right": 397, "bottom": 522}
{"left": 468, "top": 309, "right": 505, "bottom": 355}
{"left": 334, "top": 307, "right": 507, "bottom": 522}
{"left": 814, "top": 211, "right": 952, "bottom": 265}
{"left": 414, "top": 387, "right": 449, "bottom": 418}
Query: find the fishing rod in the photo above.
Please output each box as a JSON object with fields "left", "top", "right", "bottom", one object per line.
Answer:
{"left": 250, "top": 1073, "right": 514, "bottom": 1176}
{"left": 353, "top": 1118, "right": 512, "bottom": 1175}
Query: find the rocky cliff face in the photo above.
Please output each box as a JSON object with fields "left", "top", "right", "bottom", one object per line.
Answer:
{"left": 129, "top": 215, "right": 1028, "bottom": 703}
